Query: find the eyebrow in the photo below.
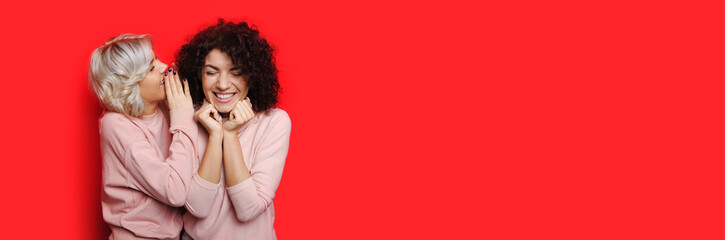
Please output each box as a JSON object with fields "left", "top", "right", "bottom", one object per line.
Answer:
{"left": 203, "top": 64, "right": 219, "bottom": 71}
{"left": 204, "top": 64, "right": 242, "bottom": 71}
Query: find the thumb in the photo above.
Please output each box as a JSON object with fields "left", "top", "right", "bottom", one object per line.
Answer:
{"left": 213, "top": 111, "right": 222, "bottom": 122}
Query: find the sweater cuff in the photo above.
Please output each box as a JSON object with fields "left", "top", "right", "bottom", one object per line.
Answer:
{"left": 226, "top": 177, "right": 255, "bottom": 195}
{"left": 194, "top": 171, "right": 221, "bottom": 190}
{"left": 169, "top": 108, "right": 196, "bottom": 130}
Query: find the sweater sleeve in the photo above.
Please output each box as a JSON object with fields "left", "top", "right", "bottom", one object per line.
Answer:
{"left": 184, "top": 171, "right": 221, "bottom": 218}
{"left": 112, "top": 108, "right": 197, "bottom": 207}
{"left": 226, "top": 111, "right": 291, "bottom": 222}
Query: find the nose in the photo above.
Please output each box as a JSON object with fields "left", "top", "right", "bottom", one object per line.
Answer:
{"left": 217, "top": 73, "right": 231, "bottom": 90}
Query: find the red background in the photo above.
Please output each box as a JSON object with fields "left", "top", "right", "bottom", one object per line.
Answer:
{"left": 1, "top": 0, "right": 724, "bottom": 239}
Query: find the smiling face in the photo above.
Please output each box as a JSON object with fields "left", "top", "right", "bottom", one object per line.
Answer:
{"left": 202, "top": 48, "right": 249, "bottom": 113}
{"left": 138, "top": 53, "right": 169, "bottom": 105}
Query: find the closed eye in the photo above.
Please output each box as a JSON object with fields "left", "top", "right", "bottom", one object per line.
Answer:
{"left": 148, "top": 57, "right": 157, "bottom": 72}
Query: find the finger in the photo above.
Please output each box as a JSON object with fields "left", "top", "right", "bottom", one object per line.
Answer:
{"left": 243, "top": 105, "right": 253, "bottom": 121}
{"left": 240, "top": 110, "right": 249, "bottom": 122}
{"left": 183, "top": 78, "right": 191, "bottom": 97}
{"left": 173, "top": 69, "right": 183, "bottom": 95}
{"left": 245, "top": 105, "right": 255, "bottom": 120}
{"left": 164, "top": 72, "right": 172, "bottom": 98}
{"left": 243, "top": 97, "right": 252, "bottom": 109}
{"left": 243, "top": 99, "right": 254, "bottom": 117}
{"left": 230, "top": 108, "right": 238, "bottom": 121}
{"left": 240, "top": 101, "right": 249, "bottom": 120}
{"left": 233, "top": 101, "right": 244, "bottom": 119}
{"left": 238, "top": 102, "right": 250, "bottom": 121}
{"left": 213, "top": 109, "right": 222, "bottom": 122}
{"left": 236, "top": 100, "right": 245, "bottom": 110}
{"left": 204, "top": 106, "right": 214, "bottom": 119}
{"left": 228, "top": 103, "right": 238, "bottom": 121}
{"left": 203, "top": 103, "right": 214, "bottom": 113}
{"left": 167, "top": 67, "right": 178, "bottom": 95}
{"left": 195, "top": 103, "right": 211, "bottom": 120}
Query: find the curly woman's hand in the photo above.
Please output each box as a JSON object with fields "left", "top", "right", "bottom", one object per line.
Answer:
{"left": 195, "top": 101, "right": 223, "bottom": 135}
{"left": 223, "top": 98, "right": 254, "bottom": 133}
{"left": 164, "top": 68, "right": 193, "bottom": 111}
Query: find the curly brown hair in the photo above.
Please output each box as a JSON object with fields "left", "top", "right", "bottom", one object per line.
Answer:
{"left": 176, "top": 19, "right": 279, "bottom": 112}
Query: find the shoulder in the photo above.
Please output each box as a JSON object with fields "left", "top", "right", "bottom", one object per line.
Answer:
{"left": 100, "top": 111, "right": 133, "bottom": 130}
{"left": 99, "top": 111, "right": 145, "bottom": 141}
{"left": 261, "top": 108, "right": 290, "bottom": 123}
{"left": 259, "top": 108, "right": 291, "bottom": 130}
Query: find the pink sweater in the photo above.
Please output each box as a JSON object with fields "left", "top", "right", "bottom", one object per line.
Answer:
{"left": 100, "top": 106, "right": 198, "bottom": 240}
{"left": 183, "top": 108, "right": 291, "bottom": 240}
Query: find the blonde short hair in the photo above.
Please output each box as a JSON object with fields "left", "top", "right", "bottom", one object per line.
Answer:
{"left": 89, "top": 34, "right": 154, "bottom": 117}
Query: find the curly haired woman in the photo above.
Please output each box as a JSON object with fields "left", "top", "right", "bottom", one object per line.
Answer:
{"left": 176, "top": 19, "right": 291, "bottom": 240}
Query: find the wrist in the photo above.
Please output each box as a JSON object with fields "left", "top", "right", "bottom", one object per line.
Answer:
{"left": 223, "top": 129, "right": 238, "bottom": 137}
{"left": 169, "top": 108, "right": 195, "bottom": 128}
{"left": 208, "top": 130, "right": 224, "bottom": 141}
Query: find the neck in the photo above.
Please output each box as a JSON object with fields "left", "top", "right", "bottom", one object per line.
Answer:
{"left": 142, "top": 101, "right": 158, "bottom": 116}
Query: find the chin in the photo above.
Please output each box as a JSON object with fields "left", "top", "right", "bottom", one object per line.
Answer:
{"left": 212, "top": 102, "right": 235, "bottom": 113}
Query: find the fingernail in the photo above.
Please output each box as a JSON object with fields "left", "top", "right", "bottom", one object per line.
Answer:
{"left": 164, "top": 72, "right": 168, "bottom": 76}
{"left": 173, "top": 70, "right": 177, "bottom": 75}
{"left": 168, "top": 67, "right": 172, "bottom": 72}
{"left": 183, "top": 78, "right": 187, "bottom": 82}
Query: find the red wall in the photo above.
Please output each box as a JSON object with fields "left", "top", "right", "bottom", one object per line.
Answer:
{"left": 1, "top": 0, "right": 723, "bottom": 239}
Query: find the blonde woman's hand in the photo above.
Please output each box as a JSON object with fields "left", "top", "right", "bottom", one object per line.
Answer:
{"left": 223, "top": 98, "right": 254, "bottom": 133}
{"left": 195, "top": 100, "right": 223, "bottom": 135}
{"left": 164, "top": 68, "right": 193, "bottom": 110}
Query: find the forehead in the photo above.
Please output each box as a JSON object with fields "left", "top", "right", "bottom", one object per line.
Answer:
{"left": 204, "top": 49, "right": 234, "bottom": 67}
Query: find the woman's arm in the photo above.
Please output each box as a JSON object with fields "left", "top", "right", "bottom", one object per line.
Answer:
{"left": 222, "top": 130, "right": 251, "bottom": 186}
{"left": 225, "top": 107, "right": 291, "bottom": 222}
{"left": 195, "top": 102, "right": 224, "bottom": 184}
{"left": 122, "top": 118, "right": 195, "bottom": 207}
{"left": 184, "top": 101, "right": 224, "bottom": 218}
{"left": 184, "top": 172, "right": 221, "bottom": 218}
{"left": 120, "top": 73, "right": 197, "bottom": 207}
{"left": 222, "top": 99, "right": 255, "bottom": 187}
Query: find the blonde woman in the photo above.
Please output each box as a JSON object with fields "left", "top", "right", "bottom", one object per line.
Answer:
{"left": 90, "top": 34, "right": 197, "bottom": 240}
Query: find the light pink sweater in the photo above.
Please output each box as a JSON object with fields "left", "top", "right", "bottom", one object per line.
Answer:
{"left": 183, "top": 108, "right": 291, "bottom": 240}
{"left": 100, "top": 106, "right": 198, "bottom": 240}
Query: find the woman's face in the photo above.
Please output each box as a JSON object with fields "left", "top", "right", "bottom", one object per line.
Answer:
{"left": 202, "top": 48, "right": 249, "bottom": 113}
{"left": 138, "top": 53, "right": 169, "bottom": 104}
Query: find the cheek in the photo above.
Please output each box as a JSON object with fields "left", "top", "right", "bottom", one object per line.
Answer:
{"left": 202, "top": 83, "right": 213, "bottom": 95}
{"left": 201, "top": 77, "right": 214, "bottom": 91}
{"left": 233, "top": 79, "right": 248, "bottom": 92}
{"left": 201, "top": 84, "right": 214, "bottom": 99}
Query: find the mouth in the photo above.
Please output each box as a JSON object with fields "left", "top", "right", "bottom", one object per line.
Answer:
{"left": 213, "top": 92, "right": 237, "bottom": 103}
{"left": 160, "top": 80, "right": 165, "bottom": 85}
